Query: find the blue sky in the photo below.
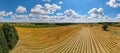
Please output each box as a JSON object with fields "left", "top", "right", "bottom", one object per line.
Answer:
{"left": 0, "top": 0, "right": 120, "bottom": 22}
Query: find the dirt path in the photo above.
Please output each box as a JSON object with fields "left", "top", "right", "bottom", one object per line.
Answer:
{"left": 10, "top": 26, "right": 120, "bottom": 53}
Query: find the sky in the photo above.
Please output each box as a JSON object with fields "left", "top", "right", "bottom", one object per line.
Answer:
{"left": 0, "top": 0, "right": 120, "bottom": 23}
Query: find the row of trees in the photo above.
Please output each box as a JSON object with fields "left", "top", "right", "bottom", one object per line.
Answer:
{"left": 101, "top": 22, "right": 120, "bottom": 31}
{"left": 0, "top": 24, "right": 19, "bottom": 53}
{"left": 32, "top": 23, "right": 76, "bottom": 26}
{"left": 98, "top": 22, "right": 120, "bottom": 27}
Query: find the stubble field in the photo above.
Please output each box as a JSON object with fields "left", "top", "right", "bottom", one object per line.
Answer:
{"left": 10, "top": 24, "right": 120, "bottom": 53}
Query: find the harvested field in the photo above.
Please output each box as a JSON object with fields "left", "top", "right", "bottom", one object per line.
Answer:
{"left": 10, "top": 25, "right": 120, "bottom": 53}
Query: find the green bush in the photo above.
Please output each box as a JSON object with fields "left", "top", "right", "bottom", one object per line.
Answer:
{"left": 102, "top": 24, "right": 108, "bottom": 31}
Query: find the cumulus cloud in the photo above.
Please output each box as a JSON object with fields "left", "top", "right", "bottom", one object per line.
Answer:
{"left": 0, "top": 11, "right": 6, "bottom": 20}
{"left": 87, "top": 8, "right": 115, "bottom": 22}
{"left": 59, "top": 1, "right": 63, "bottom": 4}
{"left": 6, "top": 11, "right": 13, "bottom": 16}
{"left": 64, "top": 9, "right": 79, "bottom": 18}
{"left": 31, "top": 4, "right": 45, "bottom": 15}
{"left": 30, "top": 4, "right": 61, "bottom": 17}
{"left": 52, "top": 4, "right": 61, "bottom": 11}
{"left": 44, "top": 4, "right": 61, "bottom": 14}
{"left": 11, "top": 15, "right": 16, "bottom": 21}
{"left": 102, "top": 15, "right": 113, "bottom": 22}
{"left": 29, "top": 3, "right": 61, "bottom": 22}
{"left": 0, "top": 3, "right": 118, "bottom": 22}
{"left": 0, "top": 11, "right": 6, "bottom": 16}
{"left": 112, "top": 14, "right": 120, "bottom": 22}
{"left": 15, "top": 15, "right": 28, "bottom": 19}
{"left": 106, "top": 0, "right": 120, "bottom": 8}
{"left": 10, "top": 14, "right": 30, "bottom": 21}
{"left": 16, "top": 6, "right": 27, "bottom": 13}
{"left": 116, "top": 14, "right": 120, "bottom": 18}
{"left": 43, "top": 0, "right": 51, "bottom": 2}
{"left": 88, "top": 8, "right": 103, "bottom": 18}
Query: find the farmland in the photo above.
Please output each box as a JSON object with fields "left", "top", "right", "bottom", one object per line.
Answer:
{"left": 9, "top": 24, "right": 120, "bottom": 53}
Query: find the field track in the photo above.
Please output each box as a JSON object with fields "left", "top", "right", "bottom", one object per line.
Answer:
{"left": 10, "top": 25, "right": 120, "bottom": 53}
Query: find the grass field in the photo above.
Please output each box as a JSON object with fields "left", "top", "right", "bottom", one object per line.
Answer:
{"left": 9, "top": 24, "right": 120, "bottom": 53}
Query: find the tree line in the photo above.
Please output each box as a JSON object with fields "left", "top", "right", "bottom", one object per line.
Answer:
{"left": 0, "top": 24, "right": 19, "bottom": 53}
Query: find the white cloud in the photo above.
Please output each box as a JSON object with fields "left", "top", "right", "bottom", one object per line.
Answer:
{"left": 0, "top": 11, "right": 5, "bottom": 16}
{"left": 29, "top": 3, "right": 61, "bottom": 21}
{"left": 103, "top": 15, "right": 110, "bottom": 20}
{"left": 0, "top": 11, "right": 6, "bottom": 20}
{"left": 30, "top": 4, "right": 61, "bottom": 16}
{"left": 116, "top": 14, "right": 120, "bottom": 18}
{"left": 87, "top": 8, "right": 115, "bottom": 22}
{"left": 112, "top": 14, "right": 120, "bottom": 22}
{"left": 43, "top": 0, "right": 51, "bottom": 2}
{"left": 88, "top": 8, "right": 103, "bottom": 18}
{"left": 0, "top": 17, "right": 4, "bottom": 21}
{"left": 51, "top": 4, "right": 61, "bottom": 11}
{"left": 102, "top": 15, "right": 113, "bottom": 22}
{"left": 16, "top": 6, "right": 27, "bottom": 13}
{"left": 11, "top": 14, "right": 29, "bottom": 21}
{"left": 59, "top": 1, "right": 63, "bottom": 4}
{"left": 16, "top": 15, "right": 28, "bottom": 19}
{"left": 11, "top": 15, "right": 16, "bottom": 21}
{"left": 64, "top": 9, "right": 79, "bottom": 18}
{"left": 31, "top": 4, "right": 47, "bottom": 15}
{"left": 44, "top": 4, "right": 61, "bottom": 14}
{"left": 106, "top": 0, "right": 120, "bottom": 8}
{"left": 6, "top": 11, "right": 13, "bottom": 16}
{"left": 0, "top": 5, "right": 119, "bottom": 22}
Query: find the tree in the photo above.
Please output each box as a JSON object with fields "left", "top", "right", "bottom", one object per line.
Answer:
{"left": 102, "top": 24, "right": 108, "bottom": 31}
{"left": 2, "top": 24, "right": 19, "bottom": 50}
{"left": 90, "top": 24, "right": 93, "bottom": 27}
{"left": 0, "top": 28, "right": 9, "bottom": 53}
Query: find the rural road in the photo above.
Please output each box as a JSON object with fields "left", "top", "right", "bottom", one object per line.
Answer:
{"left": 10, "top": 27, "right": 120, "bottom": 53}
